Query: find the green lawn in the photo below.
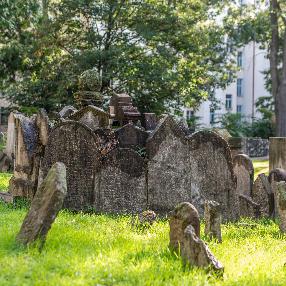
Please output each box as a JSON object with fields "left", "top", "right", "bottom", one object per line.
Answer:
{"left": 252, "top": 159, "right": 269, "bottom": 179}
{"left": 2, "top": 159, "right": 285, "bottom": 286}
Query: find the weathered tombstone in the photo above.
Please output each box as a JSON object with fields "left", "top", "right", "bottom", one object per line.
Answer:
{"left": 9, "top": 113, "right": 37, "bottom": 199}
{"left": 239, "top": 194, "right": 261, "bottom": 218}
{"left": 93, "top": 128, "right": 118, "bottom": 156}
{"left": 181, "top": 225, "right": 224, "bottom": 275}
{"left": 96, "top": 148, "right": 147, "bottom": 214}
{"left": 227, "top": 137, "right": 243, "bottom": 158}
{"left": 41, "top": 121, "right": 101, "bottom": 210}
{"left": 252, "top": 173, "right": 273, "bottom": 217}
{"left": 5, "top": 112, "right": 17, "bottom": 161}
{"left": 268, "top": 168, "right": 286, "bottom": 217}
{"left": 233, "top": 154, "right": 254, "bottom": 197}
{"left": 147, "top": 116, "right": 191, "bottom": 213}
{"left": 16, "top": 162, "right": 67, "bottom": 247}
{"left": 59, "top": 105, "right": 78, "bottom": 119}
{"left": 69, "top": 105, "right": 109, "bottom": 130}
{"left": 115, "top": 123, "right": 148, "bottom": 150}
{"left": 189, "top": 131, "right": 239, "bottom": 221}
{"left": 169, "top": 202, "right": 200, "bottom": 252}
{"left": 275, "top": 181, "right": 286, "bottom": 232}
{"left": 269, "top": 137, "right": 286, "bottom": 171}
{"left": 143, "top": 113, "right": 158, "bottom": 131}
{"left": 204, "top": 200, "right": 222, "bottom": 243}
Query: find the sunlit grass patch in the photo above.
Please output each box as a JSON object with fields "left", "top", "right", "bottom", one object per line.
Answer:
{"left": 0, "top": 172, "right": 12, "bottom": 192}
{"left": 253, "top": 159, "right": 269, "bottom": 179}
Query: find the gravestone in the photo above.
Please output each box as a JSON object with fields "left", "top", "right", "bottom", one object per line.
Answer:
{"left": 239, "top": 194, "right": 261, "bottom": 218}
{"left": 0, "top": 192, "right": 13, "bottom": 203}
{"left": 181, "top": 225, "right": 224, "bottom": 275}
{"left": 115, "top": 123, "right": 148, "bottom": 150}
{"left": 189, "top": 131, "right": 239, "bottom": 221}
{"left": 96, "top": 148, "right": 147, "bottom": 214}
{"left": 169, "top": 202, "right": 200, "bottom": 252}
{"left": 252, "top": 173, "right": 273, "bottom": 217}
{"left": 233, "top": 154, "right": 254, "bottom": 197}
{"left": 16, "top": 162, "right": 67, "bottom": 247}
{"left": 9, "top": 113, "right": 37, "bottom": 199}
{"left": 269, "top": 138, "right": 286, "bottom": 171}
{"left": 268, "top": 168, "right": 286, "bottom": 217}
{"left": 93, "top": 128, "right": 118, "bottom": 156}
{"left": 41, "top": 121, "right": 101, "bottom": 210}
{"left": 204, "top": 200, "right": 222, "bottom": 243}
{"left": 147, "top": 116, "right": 191, "bottom": 213}
{"left": 0, "top": 152, "right": 12, "bottom": 172}
{"left": 69, "top": 105, "right": 109, "bottom": 130}
{"left": 275, "top": 181, "right": 286, "bottom": 232}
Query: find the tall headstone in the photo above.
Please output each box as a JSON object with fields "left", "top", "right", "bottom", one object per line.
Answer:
{"left": 146, "top": 116, "right": 191, "bottom": 213}
{"left": 269, "top": 137, "right": 286, "bottom": 171}
{"left": 239, "top": 194, "right": 261, "bottom": 218}
{"left": 96, "top": 148, "right": 147, "bottom": 214}
{"left": 189, "top": 131, "right": 239, "bottom": 221}
{"left": 16, "top": 162, "right": 67, "bottom": 248}
{"left": 41, "top": 121, "right": 101, "bottom": 210}
{"left": 252, "top": 173, "right": 273, "bottom": 217}
{"left": 233, "top": 154, "right": 254, "bottom": 197}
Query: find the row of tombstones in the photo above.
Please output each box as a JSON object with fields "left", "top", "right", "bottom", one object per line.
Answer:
{"left": 2, "top": 104, "right": 282, "bottom": 223}
{"left": 233, "top": 153, "right": 286, "bottom": 230}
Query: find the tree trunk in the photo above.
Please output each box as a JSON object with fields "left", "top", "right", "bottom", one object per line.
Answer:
{"left": 277, "top": 28, "right": 286, "bottom": 136}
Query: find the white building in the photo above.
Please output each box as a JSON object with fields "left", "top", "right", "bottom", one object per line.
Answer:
{"left": 184, "top": 1, "right": 270, "bottom": 128}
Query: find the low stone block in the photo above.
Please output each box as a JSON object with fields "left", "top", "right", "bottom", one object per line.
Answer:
{"left": 275, "top": 181, "right": 286, "bottom": 232}
{"left": 169, "top": 202, "right": 200, "bottom": 252}
{"left": 204, "top": 200, "right": 222, "bottom": 243}
{"left": 239, "top": 194, "right": 261, "bottom": 218}
{"left": 16, "top": 162, "right": 67, "bottom": 247}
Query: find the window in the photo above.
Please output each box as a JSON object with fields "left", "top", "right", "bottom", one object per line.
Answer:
{"left": 237, "top": 52, "right": 243, "bottom": 67}
{"left": 237, "top": 105, "right": 242, "bottom": 113}
{"left": 237, "top": 78, "right": 243, "bottom": 97}
{"left": 210, "top": 109, "right": 215, "bottom": 124}
{"left": 225, "top": 94, "right": 232, "bottom": 110}
{"left": 186, "top": 110, "right": 194, "bottom": 120}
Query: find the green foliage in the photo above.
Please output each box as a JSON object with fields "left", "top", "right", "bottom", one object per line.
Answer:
{"left": 0, "top": 0, "right": 235, "bottom": 114}
{"left": 220, "top": 113, "right": 246, "bottom": 137}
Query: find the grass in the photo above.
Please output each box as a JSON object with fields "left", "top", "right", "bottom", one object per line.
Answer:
{"left": 253, "top": 159, "right": 269, "bottom": 179}
{"left": 1, "top": 159, "right": 282, "bottom": 286}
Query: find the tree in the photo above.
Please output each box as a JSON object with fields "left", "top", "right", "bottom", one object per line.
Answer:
{"left": 0, "top": 0, "right": 235, "bottom": 114}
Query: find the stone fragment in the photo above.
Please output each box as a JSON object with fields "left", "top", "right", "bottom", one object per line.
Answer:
{"left": 252, "top": 173, "right": 272, "bottom": 217}
{"left": 147, "top": 115, "right": 191, "bottom": 213}
{"left": 275, "top": 181, "right": 286, "bottom": 232}
{"left": 239, "top": 194, "right": 261, "bottom": 218}
{"left": 181, "top": 225, "right": 224, "bottom": 275}
{"left": 115, "top": 123, "right": 148, "bottom": 150}
{"left": 233, "top": 154, "right": 254, "bottom": 197}
{"left": 169, "top": 202, "right": 200, "bottom": 252}
{"left": 96, "top": 148, "right": 147, "bottom": 214}
{"left": 189, "top": 131, "right": 239, "bottom": 221}
{"left": 268, "top": 168, "right": 286, "bottom": 217}
{"left": 69, "top": 105, "right": 109, "bottom": 130}
{"left": 138, "top": 210, "right": 156, "bottom": 225}
{"left": 204, "top": 200, "right": 222, "bottom": 243}
{"left": 16, "top": 162, "right": 67, "bottom": 247}
{"left": 41, "top": 121, "right": 101, "bottom": 210}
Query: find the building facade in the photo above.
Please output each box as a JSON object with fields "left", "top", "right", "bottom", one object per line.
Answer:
{"left": 184, "top": 42, "right": 270, "bottom": 128}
